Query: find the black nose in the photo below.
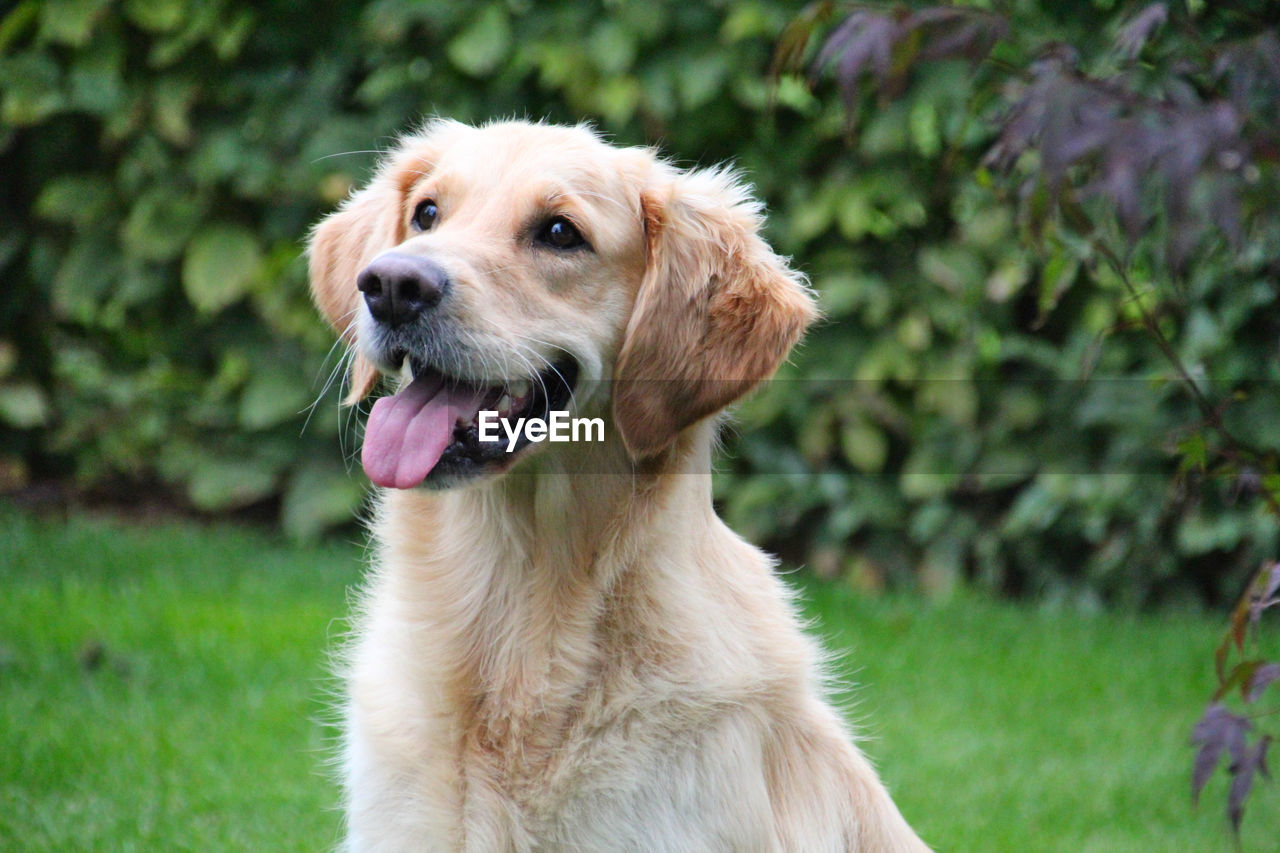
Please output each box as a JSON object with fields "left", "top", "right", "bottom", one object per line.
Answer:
{"left": 356, "top": 253, "right": 449, "bottom": 328}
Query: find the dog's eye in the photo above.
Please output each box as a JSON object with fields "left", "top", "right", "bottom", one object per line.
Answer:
{"left": 411, "top": 200, "right": 439, "bottom": 232}
{"left": 536, "top": 217, "right": 587, "bottom": 251}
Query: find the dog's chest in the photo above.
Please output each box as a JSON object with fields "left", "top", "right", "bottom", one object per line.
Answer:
{"left": 450, "top": 701, "right": 708, "bottom": 852}
{"left": 348, "top": 622, "right": 720, "bottom": 851}
{"left": 369, "top": 687, "right": 659, "bottom": 851}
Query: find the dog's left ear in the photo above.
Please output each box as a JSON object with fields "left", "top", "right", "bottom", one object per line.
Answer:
{"left": 612, "top": 167, "right": 818, "bottom": 459}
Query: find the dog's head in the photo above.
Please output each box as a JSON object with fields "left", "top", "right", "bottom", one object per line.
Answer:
{"left": 309, "top": 119, "right": 815, "bottom": 489}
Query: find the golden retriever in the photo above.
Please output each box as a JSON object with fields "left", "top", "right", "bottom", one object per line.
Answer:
{"left": 309, "top": 119, "right": 929, "bottom": 852}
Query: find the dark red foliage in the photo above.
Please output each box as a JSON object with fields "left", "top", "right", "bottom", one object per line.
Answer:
{"left": 1191, "top": 703, "right": 1252, "bottom": 806}
{"left": 794, "top": 2, "right": 1275, "bottom": 272}
{"left": 1204, "top": 563, "right": 1280, "bottom": 837}
{"left": 808, "top": 6, "right": 1006, "bottom": 106}
{"left": 1230, "top": 735, "right": 1272, "bottom": 832}
{"left": 1114, "top": 3, "right": 1168, "bottom": 60}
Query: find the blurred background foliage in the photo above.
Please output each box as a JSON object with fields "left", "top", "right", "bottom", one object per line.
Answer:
{"left": 2, "top": 0, "right": 1277, "bottom": 606}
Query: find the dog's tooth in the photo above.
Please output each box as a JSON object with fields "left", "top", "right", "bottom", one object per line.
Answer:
{"left": 509, "top": 379, "right": 531, "bottom": 400}
{"left": 458, "top": 411, "right": 476, "bottom": 428}
{"left": 496, "top": 393, "right": 512, "bottom": 417}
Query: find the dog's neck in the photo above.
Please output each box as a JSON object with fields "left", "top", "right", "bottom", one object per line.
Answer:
{"left": 369, "top": 423, "right": 721, "bottom": 729}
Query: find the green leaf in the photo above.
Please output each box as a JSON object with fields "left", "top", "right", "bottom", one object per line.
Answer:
{"left": 594, "top": 76, "right": 643, "bottom": 126}
{"left": 151, "top": 77, "right": 199, "bottom": 146}
{"left": 37, "top": 0, "right": 111, "bottom": 47}
{"left": 281, "top": 460, "right": 366, "bottom": 539}
{"left": 145, "top": 1, "right": 222, "bottom": 67}
{"left": 121, "top": 188, "right": 203, "bottom": 262}
{"left": 773, "top": 75, "right": 819, "bottom": 114}
{"left": 959, "top": 206, "right": 1014, "bottom": 248}
{"left": 1002, "top": 483, "right": 1062, "bottom": 535}
{"left": 986, "top": 256, "right": 1030, "bottom": 302}
{"left": 677, "top": 55, "right": 729, "bottom": 110}
{"left": 1038, "top": 246, "right": 1079, "bottom": 318}
{"left": 836, "top": 193, "right": 875, "bottom": 239}
{"left": 211, "top": 10, "right": 254, "bottom": 60}
{"left": 722, "top": 4, "right": 776, "bottom": 42}
{"left": 0, "top": 3, "right": 39, "bottom": 54}
{"left": 34, "top": 175, "right": 114, "bottom": 227}
{"left": 238, "top": 365, "right": 311, "bottom": 431}
{"left": 1222, "top": 390, "right": 1280, "bottom": 454}
{"left": 181, "top": 225, "right": 262, "bottom": 314}
{"left": 896, "top": 313, "right": 932, "bottom": 352}
{"left": 0, "top": 383, "right": 50, "bottom": 428}
{"left": 919, "top": 245, "right": 984, "bottom": 293}
{"left": 1213, "top": 659, "right": 1266, "bottom": 703}
{"left": 1177, "top": 510, "right": 1246, "bottom": 556}
{"left": 1176, "top": 432, "right": 1208, "bottom": 473}
{"left": 186, "top": 455, "right": 279, "bottom": 511}
{"left": 52, "top": 238, "right": 118, "bottom": 323}
{"left": 1263, "top": 474, "right": 1280, "bottom": 509}
{"left": 789, "top": 194, "right": 835, "bottom": 244}
{"left": 123, "top": 0, "right": 187, "bottom": 33}
{"left": 66, "top": 31, "right": 125, "bottom": 115}
{"left": 841, "top": 420, "right": 888, "bottom": 473}
{"left": 588, "top": 21, "right": 637, "bottom": 74}
{"left": 446, "top": 5, "right": 511, "bottom": 77}
{"left": 0, "top": 53, "right": 64, "bottom": 125}
{"left": 908, "top": 99, "right": 941, "bottom": 158}
{"left": 817, "top": 272, "right": 863, "bottom": 318}
{"left": 917, "top": 377, "right": 977, "bottom": 426}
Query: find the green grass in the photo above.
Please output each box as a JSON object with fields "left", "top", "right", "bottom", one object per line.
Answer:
{"left": 2, "top": 509, "right": 1275, "bottom": 851}
{"left": 1, "top": 510, "right": 358, "bottom": 852}
{"left": 800, "top": 580, "right": 1280, "bottom": 851}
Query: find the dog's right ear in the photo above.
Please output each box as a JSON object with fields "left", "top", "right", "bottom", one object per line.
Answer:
{"left": 310, "top": 122, "right": 463, "bottom": 404}
{"left": 308, "top": 164, "right": 413, "bottom": 405}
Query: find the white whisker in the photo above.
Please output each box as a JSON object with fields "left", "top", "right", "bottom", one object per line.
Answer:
{"left": 310, "top": 149, "right": 385, "bottom": 164}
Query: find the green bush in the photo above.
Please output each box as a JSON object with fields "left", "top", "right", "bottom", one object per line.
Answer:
{"left": 2, "top": 0, "right": 1276, "bottom": 602}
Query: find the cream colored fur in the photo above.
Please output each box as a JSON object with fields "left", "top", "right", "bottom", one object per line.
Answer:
{"left": 309, "top": 119, "right": 930, "bottom": 852}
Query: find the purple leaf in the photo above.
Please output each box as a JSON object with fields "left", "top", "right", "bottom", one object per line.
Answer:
{"left": 814, "top": 11, "right": 870, "bottom": 75}
{"left": 1209, "top": 179, "right": 1244, "bottom": 250}
{"left": 910, "top": 7, "right": 1009, "bottom": 63}
{"left": 814, "top": 12, "right": 902, "bottom": 108}
{"left": 1114, "top": 3, "right": 1168, "bottom": 60}
{"left": 1228, "top": 734, "right": 1271, "bottom": 832}
{"left": 1215, "top": 32, "right": 1280, "bottom": 112}
{"left": 983, "top": 54, "right": 1078, "bottom": 174}
{"left": 1090, "top": 133, "right": 1147, "bottom": 243}
{"left": 1247, "top": 662, "right": 1280, "bottom": 702}
{"left": 984, "top": 91, "right": 1047, "bottom": 171}
{"left": 1166, "top": 218, "right": 1204, "bottom": 275}
{"left": 1249, "top": 562, "right": 1280, "bottom": 629}
{"left": 1191, "top": 703, "right": 1252, "bottom": 804}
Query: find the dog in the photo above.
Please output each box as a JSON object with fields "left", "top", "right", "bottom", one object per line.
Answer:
{"left": 309, "top": 118, "right": 929, "bottom": 852}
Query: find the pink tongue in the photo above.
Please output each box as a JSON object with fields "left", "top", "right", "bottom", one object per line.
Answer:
{"left": 362, "top": 373, "right": 487, "bottom": 489}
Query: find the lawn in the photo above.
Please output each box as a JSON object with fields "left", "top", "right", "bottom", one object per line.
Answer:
{"left": 2, "top": 509, "right": 1275, "bottom": 851}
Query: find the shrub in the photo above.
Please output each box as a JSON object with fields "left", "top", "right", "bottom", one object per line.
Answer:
{"left": 2, "top": 0, "right": 1276, "bottom": 605}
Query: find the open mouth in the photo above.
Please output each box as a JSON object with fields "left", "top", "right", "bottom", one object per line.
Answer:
{"left": 361, "top": 353, "right": 579, "bottom": 489}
